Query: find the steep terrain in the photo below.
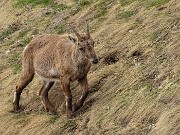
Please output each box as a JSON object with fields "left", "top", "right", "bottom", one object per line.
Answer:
{"left": 0, "top": 0, "right": 180, "bottom": 135}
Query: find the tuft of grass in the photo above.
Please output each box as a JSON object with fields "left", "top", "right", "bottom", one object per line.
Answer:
{"left": 17, "top": 29, "right": 30, "bottom": 39}
{"left": 7, "top": 29, "right": 30, "bottom": 46}
{"left": 117, "top": 10, "right": 138, "bottom": 20}
{"left": 15, "top": 0, "right": 68, "bottom": 14}
{"left": 0, "top": 21, "right": 21, "bottom": 41}
{"left": 15, "top": 0, "right": 52, "bottom": 7}
{"left": 49, "top": 115, "right": 59, "bottom": 124}
{"left": 54, "top": 24, "right": 65, "bottom": 35}
{"left": 147, "top": 0, "right": 170, "bottom": 8}
{"left": 75, "top": 0, "right": 91, "bottom": 7}
{"left": 144, "top": 82, "right": 153, "bottom": 92}
{"left": 120, "top": 0, "right": 138, "bottom": 6}
{"left": 93, "top": 0, "right": 113, "bottom": 20}
{"left": 20, "top": 36, "right": 32, "bottom": 46}
{"left": 0, "top": 29, "right": 11, "bottom": 40}
{"left": 96, "top": 8, "right": 108, "bottom": 18}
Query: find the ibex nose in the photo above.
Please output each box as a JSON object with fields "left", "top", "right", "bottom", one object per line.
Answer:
{"left": 92, "top": 58, "right": 98, "bottom": 64}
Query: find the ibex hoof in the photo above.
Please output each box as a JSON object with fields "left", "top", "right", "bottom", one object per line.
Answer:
{"left": 13, "top": 107, "right": 22, "bottom": 113}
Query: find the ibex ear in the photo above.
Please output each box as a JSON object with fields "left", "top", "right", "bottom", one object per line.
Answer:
{"left": 68, "top": 35, "right": 77, "bottom": 44}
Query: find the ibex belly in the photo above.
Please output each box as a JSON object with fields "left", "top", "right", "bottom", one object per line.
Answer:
{"left": 35, "top": 67, "right": 60, "bottom": 82}
{"left": 34, "top": 59, "right": 60, "bottom": 82}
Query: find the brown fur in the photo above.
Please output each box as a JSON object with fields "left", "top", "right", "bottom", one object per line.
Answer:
{"left": 13, "top": 25, "right": 98, "bottom": 118}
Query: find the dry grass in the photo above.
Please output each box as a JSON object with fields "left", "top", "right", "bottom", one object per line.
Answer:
{"left": 0, "top": 0, "right": 180, "bottom": 134}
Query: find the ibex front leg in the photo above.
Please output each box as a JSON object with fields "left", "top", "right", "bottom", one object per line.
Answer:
{"left": 73, "top": 77, "right": 89, "bottom": 112}
{"left": 60, "top": 78, "right": 73, "bottom": 119}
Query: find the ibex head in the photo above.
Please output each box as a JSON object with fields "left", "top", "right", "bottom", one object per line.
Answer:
{"left": 68, "top": 23, "right": 98, "bottom": 64}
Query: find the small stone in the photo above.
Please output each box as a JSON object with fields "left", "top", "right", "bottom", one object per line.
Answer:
{"left": 129, "top": 30, "right": 133, "bottom": 33}
{"left": 5, "top": 50, "right": 10, "bottom": 55}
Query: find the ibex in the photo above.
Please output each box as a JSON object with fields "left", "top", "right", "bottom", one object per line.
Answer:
{"left": 13, "top": 24, "right": 98, "bottom": 118}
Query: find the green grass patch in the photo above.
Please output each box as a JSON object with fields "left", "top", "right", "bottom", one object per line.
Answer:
{"left": 20, "top": 36, "right": 32, "bottom": 46}
{"left": 49, "top": 115, "right": 59, "bottom": 124}
{"left": 147, "top": 0, "right": 170, "bottom": 8}
{"left": 7, "top": 29, "right": 30, "bottom": 46}
{"left": 75, "top": 0, "right": 91, "bottom": 7}
{"left": 120, "top": 0, "right": 138, "bottom": 6}
{"left": 96, "top": 8, "right": 108, "bottom": 18}
{"left": 15, "top": 0, "right": 52, "bottom": 7}
{"left": 117, "top": 10, "right": 138, "bottom": 20}
{"left": 0, "top": 22, "right": 20, "bottom": 41}
{"left": 55, "top": 25, "right": 65, "bottom": 35}
{"left": 0, "top": 29, "right": 11, "bottom": 40}
{"left": 93, "top": 0, "right": 112, "bottom": 20}
{"left": 0, "top": 25, "right": 20, "bottom": 40}
{"left": 15, "top": 0, "right": 69, "bottom": 13}
{"left": 17, "top": 29, "right": 30, "bottom": 39}
{"left": 94, "top": 0, "right": 111, "bottom": 8}
{"left": 144, "top": 82, "right": 153, "bottom": 92}
{"left": 51, "top": 3, "right": 69, "bottom": 12}
{"left": 72, "top": 0, "right": 90, "bottom": 14}
{"left": 92, "top": 8, "right": 108, "bottom": 32}
{"left": 91, "top": 17, "right": 105, "bottom": 33}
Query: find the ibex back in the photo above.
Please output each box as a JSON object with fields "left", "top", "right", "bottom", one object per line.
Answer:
{"left": 13, "top": 24, "right": 98, "bottom": 118}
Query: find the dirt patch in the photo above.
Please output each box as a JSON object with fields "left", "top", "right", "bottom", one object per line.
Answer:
{"left": 131, "top": 50, "right": 143, "bottom": 57}
{"left": 103, "top": 51, "right": 119, "bottom": 65}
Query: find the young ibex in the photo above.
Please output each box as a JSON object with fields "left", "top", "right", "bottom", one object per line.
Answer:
{"left": 13, "top": 24, "right": 98, "bottom": 118}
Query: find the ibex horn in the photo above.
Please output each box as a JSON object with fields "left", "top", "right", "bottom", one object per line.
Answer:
{"left": 68, "top": 23, "right": 81, "bottom": 39}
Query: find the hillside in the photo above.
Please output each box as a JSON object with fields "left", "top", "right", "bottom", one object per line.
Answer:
{"left": 0, "top": 0, "right": 180, "bottom": 135}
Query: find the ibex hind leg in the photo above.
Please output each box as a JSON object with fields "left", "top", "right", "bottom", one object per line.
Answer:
{"left": 13, "top": 73, "right": 34, "bottom": 113}
{"left": 13, "top": 49, "right": 35, "bottom": 113}
{"left": 40, "top": 80, "right": 56, "bottom": 115}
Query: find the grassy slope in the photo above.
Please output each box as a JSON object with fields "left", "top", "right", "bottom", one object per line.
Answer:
{"left": 0, "top": 0, "right": 180, "bottom": 135}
